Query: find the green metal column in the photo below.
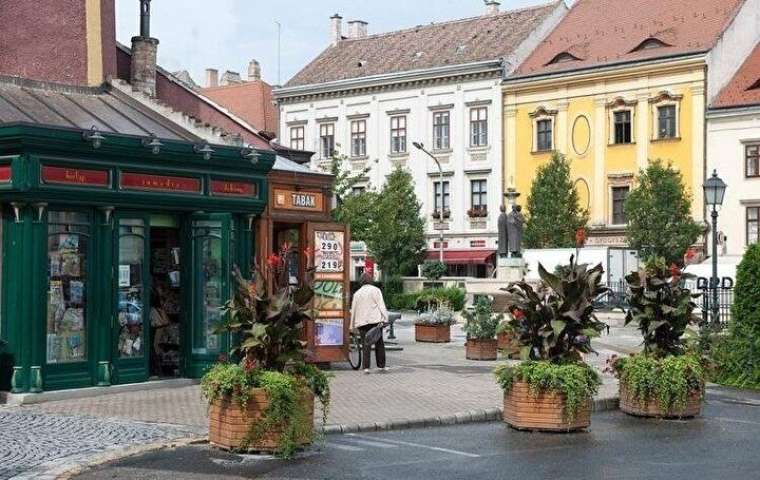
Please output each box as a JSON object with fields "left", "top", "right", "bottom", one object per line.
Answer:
{"left": 95, "top": 207, "right": 115, "bottom": 386}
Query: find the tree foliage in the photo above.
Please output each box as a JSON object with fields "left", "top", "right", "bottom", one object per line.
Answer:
{"left": 713, "top": 244, "right": 760, "bottom": 388}
{"left": 625, "top": 160, "right": 701, "bottom": 265}
{"left": 365, "top": 167, "right": 426, "bottom": 278}
{"left": 524, "top": 152, "right": 588, "bottom": 249}
{"left": 421, "top": 261, "right": 447, "bottom": 280}
{"left": 327, "top": 151, "right": 376, "bottom": 241}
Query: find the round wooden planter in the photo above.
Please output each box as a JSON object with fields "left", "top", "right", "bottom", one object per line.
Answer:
{"left": 415, "top": 324, "right": 451, "bottom": 343}
{"left": 503, "top": 380, "right": 592, "bottom": 432}
{"left": 619, "top": 382, "right": 702, "bottom": 419}
{"left": 465, "top": 338, "right": 498, "bottom": 361}
{"left": 497, "top": 332, "right": 520, "bottom": 358}
{"left": 209, "top": 388, "right": 315, "bottom": 452}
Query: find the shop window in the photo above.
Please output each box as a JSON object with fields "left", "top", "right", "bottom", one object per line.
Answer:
{"left": 290, "top": 126, "right": 305, "bottom": 151}
{"left": 390, "top": 116, "right": 407, "bottom": 154}
{"left": 470, "top": 107, "right": 488, "bottom": 147}
{"left": 351, "top": 120, "right": 367, "bottom": 157}
{"left": 433, "top": 111, "right": 450, "bottom": 151}
{"left": 613, "top": 110, "right": 633, "bottom": 144}
{"left": 657, "top": 105, "right": 677, "bottom": 139}
{"left": 46, "top": 211, "right": 90, "bottom": 364}
{"left": 536, "top": 119, "right": 553, "bottom": 151}
{"left": 748, "top": 207, "right": 759, "bottom": 246}
{"left": 117, "top": 219, "right": 146, "bottom": 359}
{"left": 746, "top": 144, "right": 760, "bottom": 178}
{"left": 320, "top": 123, "right": 335, "bottom": 159}
{"left": 611, "top": 186, "right": 630, "bottom": 225}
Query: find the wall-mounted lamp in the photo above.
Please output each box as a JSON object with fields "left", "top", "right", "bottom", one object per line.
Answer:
{"left": 10, "top": 202, "right": 24, "bottom": 223}
{"left": 99, "top": 206, "right": 115, "bottom": 226}
{"left": 82, "top": 126, "right": 105, "bottom": 149}
{"left": 32, "top": 203, "right": 47, "bottom": 223}
{"left": 241, "top": 147, "right": 260, "bottom": 165}
{"left": 194, "top": 143, "right": 214, "bottom": 161}
{"left": 142, "top": 134, "right": 163, "bottom": 155}
{"left": 246, "top": 214, "right": 256, "bottom": 232}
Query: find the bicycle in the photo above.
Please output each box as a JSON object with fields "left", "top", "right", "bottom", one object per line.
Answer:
{"left": 346, "top": 322, "right": 389, "bottom": 370}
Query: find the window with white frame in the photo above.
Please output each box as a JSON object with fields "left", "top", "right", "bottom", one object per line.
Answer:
{"left": 290, "top": 126, "right": 305, "bottom": 151}
{"left": 657, "top": 105, "right": 677, "bottom": 139}
{"left": 433, "top": 111, "right": 450, "bottom": 151}
{"left": 434, "top": 181, "right": 450, "bottom": 212}
{"left": 471, "top": 179, "right": 487, "bottom": 211}
{"left": 748, "top": 207, "right": 759, "bottom": 246}
{"left": 536, "top": 119, "right": 553, "bottom": 151}
{"left": 319, "top": 123, "right": 335, "bottom": 159}
{"left": 611, "top": 186, "right": 630, "bottom": 225}
{"left": 613, "top": 110, "right": 633, "bottom": 144}
{"left": 470, "top": 107, "right": 488, "bottom": 147}
{"left": 746, "top": 144, "right": 760, "bottom": 178}
{"left": 351, "top": 120, "right": 367, "bottom": 158}
{"left": 390, "top": 116, "right": 407, "bottom": 154}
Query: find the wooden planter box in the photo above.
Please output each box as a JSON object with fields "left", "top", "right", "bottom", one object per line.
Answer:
{"left": 415, "top": 324, "right": 451, "bottom": 343}
{"left": 497, "top": 332, "right": 520, "bottom": 358}
{"left": 503, "top": 380, "right": 592, "bottom": 432}
{"left": 620, "top": 382, "right": 702, "bottom": 419}
{"left": 465, "top": 338, "right": 498, "bottom": 361}
{"left": 209, "top": 388, "right": 315, "bottom": 452}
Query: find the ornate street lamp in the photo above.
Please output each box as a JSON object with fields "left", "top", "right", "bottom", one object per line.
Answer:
{"left": 413, "top": 141, "right": 444, "bottom": 264}
{"left": 703, "top": 170, "right": 727, "bottom": 329}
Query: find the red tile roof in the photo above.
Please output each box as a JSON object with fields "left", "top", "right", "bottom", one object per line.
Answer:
{"left": 285, "top": 1, "right": 563, "bottom": 88}
{"left": 712, "top": 42, "right": 760, "bottom": 109}
{"left": 201, "top": 81, "right": 279, "bottom": 135}
{"left": 515, "top": 0, "right": 745, "bottom": 78}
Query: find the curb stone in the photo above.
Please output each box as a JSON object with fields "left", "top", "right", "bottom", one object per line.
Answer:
{"left": 318, "top": 396, "right": 620, "bottom": 435}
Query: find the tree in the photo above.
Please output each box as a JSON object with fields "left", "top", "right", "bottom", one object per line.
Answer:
{"left": 326, "top": 151, "right": 375, "bottom": 241}
{"left": 713, "top": 244, "right": 760, "bottom": 388}
{"left": 625, "top": 160, "right": 701, "bottom": 264}
{"left": 364, "top": 167, "right": 426, "bottom": 278}
{"left": 524, "top": 152, "right": 588, "bottom": 248}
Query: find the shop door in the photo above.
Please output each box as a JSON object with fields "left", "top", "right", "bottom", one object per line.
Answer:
{"left": 185, "top": 214, "right": 232, "bottom": 377}
{"left": 112, "top": 215, "right": 150, "bottom": 384}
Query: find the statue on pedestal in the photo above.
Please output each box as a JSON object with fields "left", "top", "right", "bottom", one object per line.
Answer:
{"left": 497, "top": 204, "right": 509, "bottom": 258}
{"left": 507, "top": 205, "right": 525, "bottom": 258}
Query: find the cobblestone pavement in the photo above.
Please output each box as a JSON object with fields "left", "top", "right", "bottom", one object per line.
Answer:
{"left": 29, "top": 317, "right": 631, "bottom": 429}
{"left": 0, "top": 409, "right": 197, "bottom": 480}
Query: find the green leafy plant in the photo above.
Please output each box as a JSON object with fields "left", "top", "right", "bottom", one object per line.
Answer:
{"left": 610, "top": 354, "right": 704, "bottom": 412}
{"left": 463, "top": 297, "right": 503, "bottom": 340}
{"left": 494, "top": 362, "right": 601, "bottom": 420}
{"left": 421, "top": 261, "right": 447, "bottom": 281}
{"left": 712, "top": 243, "right": 760, "bottom": 388}
{"left": 415, "top": 301, "right": 455, "bottom": 327}
{"left": 501, "top": 256, "right": 609, "bottom": 362}
{"left": 624, "top": 257, "right": 699, "bottom": 357}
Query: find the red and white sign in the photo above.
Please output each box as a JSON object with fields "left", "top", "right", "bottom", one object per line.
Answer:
{"left": 41, "top": 165, "right": 109, "bottom": 187}
{"left": 470, "top": 240, "right": 487, "bottom": 248}
{"left": 0, "top": 165, "right": 11, "bottom": 183}
{"left": 364, "top": 257, "right": 375, "bottom": 278}
{"left": 433, "top": 241, "right": 449, "bottom": 249}
{"left": 210, "top": 180, "right": 257, "bottom": 197}
{"left": 120, "top": 172, "right": 201, "bottom": 193}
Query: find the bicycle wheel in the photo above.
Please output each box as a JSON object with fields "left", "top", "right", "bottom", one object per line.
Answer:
{"left": 347, "top": 332, "right": 362, "bottom": 370}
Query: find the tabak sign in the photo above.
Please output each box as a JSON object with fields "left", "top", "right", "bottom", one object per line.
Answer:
{"left": 314, "top": 231, "right": 344, "bottom": 273}
{"left": 273, "top": 188, "right": 324, "bottom": 212}
{"left": 41, "top": 165, "right": 110, "bottom": 187}
{"left": 120, "top": 172, "right": 201, "bottom": 193}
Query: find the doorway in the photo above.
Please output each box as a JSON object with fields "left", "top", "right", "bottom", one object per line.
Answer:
{"left": 148, "top": 225, "right": 182, "bottom": 378}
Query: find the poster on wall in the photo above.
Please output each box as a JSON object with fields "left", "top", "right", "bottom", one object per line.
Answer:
{"left": 315, "top": 318, "right": 344, "bottom": 346}
{"left": 314, "top": 280, "right": 344, "bottom": 316}
{"left": 314, "top": 231, "right": 345, "bottom": 273}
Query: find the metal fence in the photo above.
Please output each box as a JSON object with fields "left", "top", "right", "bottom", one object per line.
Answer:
{"left": 695, "top": 277, "right": 735, "bottom": 327}
{"left": 594, "top": 280, "right": 630, "bottom": 312}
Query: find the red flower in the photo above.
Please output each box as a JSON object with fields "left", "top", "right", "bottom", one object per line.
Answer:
{"left": 669, "top": 263, "right": 681, "bottom": 278}
{"left": 512, "top": 309, "right": 525, "bottom": 320}
{"left": 267, "top": 253, "right": 281, "bottom": 269}
{"left": 303, "top": 246, "right": 314, "bottom": 259}
{"left": 242, "top": 357, "right": 256, "bottom": 372}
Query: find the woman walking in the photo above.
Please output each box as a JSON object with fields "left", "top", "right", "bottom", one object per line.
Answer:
{"left": 350, "top": 273, "right": 388, "bottom": 374}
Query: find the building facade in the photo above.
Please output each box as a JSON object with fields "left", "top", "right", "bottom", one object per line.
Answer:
{"left": 503, "top": 0, "right": 760, "bottom": 248}
{"left": 274, "top": 1, "right": 567, "bottom": 277}
{"left": 707, "top": 42, "right": 760, "bottom": 257}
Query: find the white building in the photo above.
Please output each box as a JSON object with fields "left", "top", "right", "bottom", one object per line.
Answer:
{"left": 274, "top": 1, "right": 567, "bottom": 278}
{"left": 707, "top": 42, "right": 760, "bottom": 259}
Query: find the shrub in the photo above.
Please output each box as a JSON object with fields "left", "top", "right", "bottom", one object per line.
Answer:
{"left": 494, "top": 362, "right": 601, "bottom": 420}
{"left": 463, "top": 297, "right": 503, "bottom": 340}
{"left": 421, "top": 261, "right": 447, "bottom": 280}
{"left": 501, "top": 255, "right": 609, "bottom": 363}
{"left": 713, "top": 244, "right": 760, "bottom": 388}
{"left": 415, "top": 302, "right": 456, "bottom": 326}
{"left": 610, "top": 354, "right": 704, "bottom": 413}
{"left": 624, "top": 257, "right": 699, "bottom": 357}
{"left": 384, "top": 275, "right": 404, "bottom": 298}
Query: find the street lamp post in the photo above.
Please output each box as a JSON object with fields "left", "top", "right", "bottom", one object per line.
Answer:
{"left": 703, "top": 170, "right": 727, "bottom": 330}
{"left": 413, "top": 142, "right": 445, "bottom": 264}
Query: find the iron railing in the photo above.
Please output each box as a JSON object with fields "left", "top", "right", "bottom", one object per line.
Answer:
{"left": 695, "top": 277, "right": 735, "bottom": 327}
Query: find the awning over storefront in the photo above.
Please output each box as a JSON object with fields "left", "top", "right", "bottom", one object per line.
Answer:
{"left": 425, "top": 250, "right": 496, "bottom": 265}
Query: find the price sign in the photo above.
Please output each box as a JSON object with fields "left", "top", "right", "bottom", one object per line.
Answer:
{"left": 314, "top": 231, "right": 344, "bottom": 273}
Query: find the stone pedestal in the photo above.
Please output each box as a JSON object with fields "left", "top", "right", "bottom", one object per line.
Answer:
{"left": 497, "top": 256, "right": 527, "bottom": 282}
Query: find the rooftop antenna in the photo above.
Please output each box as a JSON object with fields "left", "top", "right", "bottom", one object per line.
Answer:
{"left": 276, "top": 20, "right": 282, "bottom": 86}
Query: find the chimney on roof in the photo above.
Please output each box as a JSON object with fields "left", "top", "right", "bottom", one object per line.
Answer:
{"left": 206, "top": 68, "right": 219, "bottom": 88}
{"left": 330, "top": 14, "right": 343, "bottom": 46}
{"left": 347, "top": 20, "right": 368, "bottom": 39}
{"left": 248, "top": 60, "right": 261, "bottom": 81}
{"left": 220, "top": 71, "right": 243, "bottom": 86}
{"left": 485, "top": 0, "right": 500, "bottom": 15}
{"left": 131, "top": 0, "right": 159, "bottom": 97}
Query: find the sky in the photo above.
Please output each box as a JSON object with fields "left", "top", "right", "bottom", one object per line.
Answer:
{"left": 115, "top": 0, "right": 545, "bottom": 87}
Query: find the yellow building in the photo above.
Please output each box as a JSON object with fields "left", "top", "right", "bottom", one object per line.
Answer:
{"left": 502, "top": 0, "right": 757, "bottom": 247}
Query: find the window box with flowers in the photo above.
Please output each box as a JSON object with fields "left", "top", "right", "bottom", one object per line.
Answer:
{"left": 432, "top": 209, "right": 451, "bottom": 220}
{"left": 467, "top": 206, "right": 488, "bottom": 218}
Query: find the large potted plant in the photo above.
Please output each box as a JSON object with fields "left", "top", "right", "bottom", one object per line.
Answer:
{"left": 201, "top": 266, "right": 331, "bottom": 457}
{"left": 495, "top": 256, "right": 607, "bottom": 432}
{"left": 463, "top": 297, "right": 502, "bottom": 361}
{"left": 414, "top": 298, "right": 455, "bottom": 343}
{"left": 610, "top": 257, "right": 704, "bottom": 418}
{"left": 496, "top": 320, "right": 519, "bottom": 359}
